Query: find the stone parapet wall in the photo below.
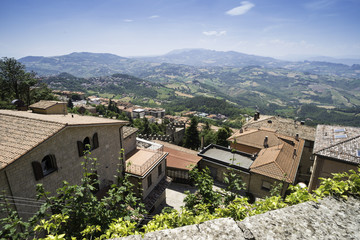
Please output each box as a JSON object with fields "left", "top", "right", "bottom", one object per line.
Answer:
{"left": 114, "top": 196, "right": 360, "bottom": 240}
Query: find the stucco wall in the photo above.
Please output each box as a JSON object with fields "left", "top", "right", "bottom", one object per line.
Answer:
{"left": 199, "top": 160, "right": 250, "bottom": 191}
{"left": 296, "top": 140, "right": 314, "bottom": 184}
{"left": 248, "top": 173, "right": 289, "bottom": 198}
{"left": 1, "top": 124, "right": 124, "bottom": 219}
{"left": 309, "top": 155, "right": 358, "bottom": 191}
{"left": 141, "top": 157, "right": 166, "bottom": 199}
{"left": 123, "top": 133, "right": 137, "bottom": 156}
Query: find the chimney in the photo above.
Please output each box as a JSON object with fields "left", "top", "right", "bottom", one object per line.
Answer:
{"left": 264, "top": 136, "right": 269, "bottom": 148}
{"left": 295, "top": 133, "right": 299, "bottom": 141}
{"left": 240, "top": 128, "right": 244, "bottom": 133}
{"left": 201, "top": 135, "right": 204, "bottom": 149}
{"left": 293, "top": 148, "right": 297, "bottom": 157}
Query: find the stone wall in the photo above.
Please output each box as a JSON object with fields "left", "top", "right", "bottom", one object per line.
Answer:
{"left": 309, "top": 155, "right": 358, "bottom": 191}
{"left": 115, "top": 196, "right": 360, "bottom": 240}
{"left": 0, "top": 124, "right": 124, "bottom": 220}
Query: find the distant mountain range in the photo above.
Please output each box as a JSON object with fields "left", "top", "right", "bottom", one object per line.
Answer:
{"left": 136, "top": 48, "right": 285, "bottom": 68}
{"left": 18, "top": 49, "right": 360, "bottom": 79}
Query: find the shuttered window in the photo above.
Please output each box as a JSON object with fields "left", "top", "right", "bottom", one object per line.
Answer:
{"left": 93, "top": 133, "right": 99, "bottom": 149}
{"left": 77, "top": 141, "right": 85, "bottom": 157}
{"left": 32, "top": 161, "right": 44, "bottom": 180}
{"left": 32, "top": 154, "right": 58, "bottom": 180}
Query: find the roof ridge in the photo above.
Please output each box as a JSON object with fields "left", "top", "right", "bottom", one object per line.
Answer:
{"left": 314, "top": 134, "right": 360, "bottom": 155}
{"left": 0, "top": 112, "right": 66, "bottom": 126}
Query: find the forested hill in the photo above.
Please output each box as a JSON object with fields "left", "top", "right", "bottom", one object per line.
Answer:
{"left": 43, "top": 72, "right": 175, "bottom": 100}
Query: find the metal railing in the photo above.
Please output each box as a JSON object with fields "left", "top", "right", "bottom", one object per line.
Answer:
{"left": 126, "top": 138, "right": 164, "bottom": 175}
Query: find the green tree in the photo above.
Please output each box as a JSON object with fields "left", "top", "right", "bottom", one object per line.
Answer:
{"left": 183, "top": 167, "right": 221, "bottom": 213}
{"left": 200, "top": 122, "right": 216, "bottom": 147}
{"left": 67, "top": 98, "right": 74, "bottom": 109}
{"left": 184, "top": 117, "right": 200, "bottom": 150}
{"left": 0, "top": 57, "right": 55, "bottom": 106}
{"left": 216, "top": 127, "right": 231, "bottom": 147}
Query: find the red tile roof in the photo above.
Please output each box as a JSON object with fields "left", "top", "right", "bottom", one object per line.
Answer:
{"left": 154, "top": 141, "right": 201, "bottom": 170}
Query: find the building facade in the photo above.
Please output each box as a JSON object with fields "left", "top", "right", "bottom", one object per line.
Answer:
{"left": 0, "top": 109, "right": 127, "bottom": 219}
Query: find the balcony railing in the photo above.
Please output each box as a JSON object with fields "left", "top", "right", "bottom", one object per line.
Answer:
{"left": 125, "top": 138, "right": 164, "bottom": 176}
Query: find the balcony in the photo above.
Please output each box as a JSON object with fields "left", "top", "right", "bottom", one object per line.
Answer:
{"left": 125, "top": 138, "right": 166, "bottom": 176}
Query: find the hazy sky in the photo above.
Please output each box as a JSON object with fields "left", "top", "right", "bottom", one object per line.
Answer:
{"left": 1, "top": 0, "right": 359, "bottom": 59}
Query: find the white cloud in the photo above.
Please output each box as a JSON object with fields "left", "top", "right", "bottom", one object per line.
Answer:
{"left": 203, "top": 31, "right": 227, "bottom": 36}
{"left": 124, "top": 19, "right": 134, "bottom": 22}
{"left": 305, "top": 0, "right": 337, "bottom": 10}
{"left": 149, "top": 15, "right": 160, "bottom": 19}
{"left": 226, "top": 1, "right": 255, "bottom": 16}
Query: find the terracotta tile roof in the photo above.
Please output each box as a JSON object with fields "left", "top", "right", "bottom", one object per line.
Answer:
{"left": 228, "top": 128, "right": 280, "bottom": 149}
{"left": 29, "top": 100, "right": 65, "bottom": 109}
{"left": 0, "top": 110, "right": 128, "bottom": 126}
{"left": 250, "top": 138, "right": 304, "bottom": 183}
{"left": 313, "top": 125, "right": 360, "bottom": 165}
{"left": 244, "top": 115, "right": 315, "bottom": 141}
{"left": 123, "top": 126, "right": 138, "bottom": 139}
{"left": 0, "top": 113, "right": 65, "bottom": 169}
{"left": 153, "top": 141, "right": 201, "bottom": 170}
{"left": 0, "top": 110, "right": 127, "bottom": 170}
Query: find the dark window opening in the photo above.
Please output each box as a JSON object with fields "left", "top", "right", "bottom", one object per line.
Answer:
{"left": 147, "top": 174, "right": 152, "bottom": 188}
{"left": 158, "top": 164, "right": 162, "bottom": 176}
{"left": 32, "top": 154, "right": 57, "bottom": 180}
{"left": 41, "top": 154, "right": 57, "bottom": 176}
{"left": 83, "top": 137, "right": 91, "bottom": 150}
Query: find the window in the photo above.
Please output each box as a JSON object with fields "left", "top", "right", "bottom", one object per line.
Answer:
{"left": 158, "top": 164, "right": 162, "bottom": 176}
{"left": 261, "top": 180, "right": 271, "bottom": 191}
{"left": 77, "top": 133, "right": 99, "bottom": 157}
{"left": 83, "top": 137, "right": 91, "bottom": 150}
{"left": 32, "top": 154, "right": 57, "bottom": 180}
{"left": 147, "top": 174, "right": 152, "bottom": 188}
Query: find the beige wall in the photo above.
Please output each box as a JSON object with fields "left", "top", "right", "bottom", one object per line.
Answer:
{"left": 141, "top": 157, "right": 166, "bottom": 199}
{"left": 32, "top": 103, "right": 68, "bottom": 115}
{"left": 123, "top": 133, "right": 137, "bottom": 156}
{"left": 296, "top": 141, "right": 314, "bottom": 184}
{"left": 308, "top": 155, "right": 358, "bottom": 192}
{"left": 0, "top": 124, "right": 124, "bottom": 219}
{"left": 128, "top": 156, "right": 166, "bottom": 200}
{"left": 199, "top": 160, "right": 250, "bottom": 191}
{"left": 248, "top": 173, "right": 289, "bottom": 198}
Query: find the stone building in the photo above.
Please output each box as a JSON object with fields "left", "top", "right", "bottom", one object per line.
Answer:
{"left": 243, "top": 115, "right": 315, "bottom": 184}
{"left": 122, "top": 127, "right": 170, "bottom": 213}
{"left": 29, "top": 100, "right": 68, "bottom": 115}
{"left": 308, "top": 124, "right": 360, "bottom": 191}
{"left": 199, "top": 136, "right": 304, "bottom": 198}
{"left": 0, "top": 108, "right": 127, "bottom": 219}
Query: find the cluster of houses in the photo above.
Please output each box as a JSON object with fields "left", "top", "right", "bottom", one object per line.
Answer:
{"left": 1, "top": 100, "right": 359, "bottom": 220}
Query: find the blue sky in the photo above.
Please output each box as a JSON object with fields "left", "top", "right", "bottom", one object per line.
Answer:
{"left": 1, "top": 0, "right": 359, "bottom": 59}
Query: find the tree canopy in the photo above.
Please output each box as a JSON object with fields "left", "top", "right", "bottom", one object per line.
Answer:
{"left": 0, "top": 57, "right": 55, "bottom": 108}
